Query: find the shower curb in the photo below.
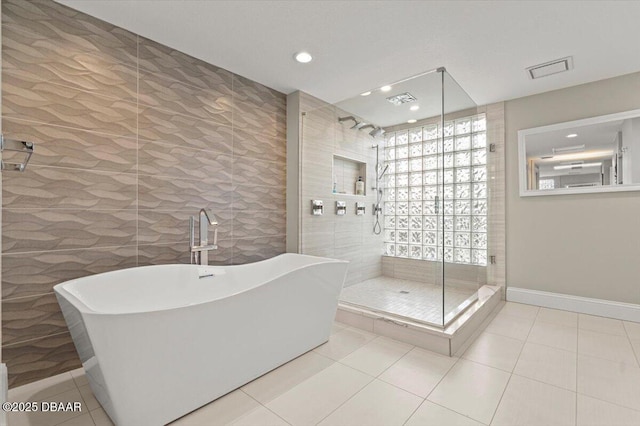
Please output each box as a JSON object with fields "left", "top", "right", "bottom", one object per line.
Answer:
{"left": 335, "top": 285, "right": 503, "bottom": 356}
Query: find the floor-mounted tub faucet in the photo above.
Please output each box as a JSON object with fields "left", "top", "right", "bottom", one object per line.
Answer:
{"left": 189, "top": 208, "right": 218, "bottom": 265}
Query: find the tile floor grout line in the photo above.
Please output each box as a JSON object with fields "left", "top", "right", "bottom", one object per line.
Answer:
{"left": 574, "top": 342, "right": 639, "bottom": 367}
{"left": 487, "top": 304, "right": 539, "bottom": 426}
{"left": 620, "top": 320, "right": 640, "bottom": 368}
{"left": 421, "top": 356, "right": 489, "bottom": 424}
{"left": 430, "top": 399, "right": 492, "bottom": 426}
{"left": 509, "top": 371, "right": 577, "bottom": 393}
{"left": 340, "top": 336, "right": 415, "bottom": 379}
{"left": 400, "top": 394, "right": 426, "bottom": 426}
{"left": 422, "top": 347, "right": 463, "bottom": 401}
{"left": 574, "top": 389, "right": 640, "bottom": 413}
{"left": 239, "top": 388, "right": 293, "bottom": 426}
{"left": 487, "top": 369, "right": 512, "bottom": 425}
{"left": 88, "top": 408, "right": 104, "bottom": 426}
{"left": 311, "top": 371, "right": 376, "bottom": 426}
{"left": 364, "top": 345, "right": 430, "bottom": 399}
{"left": 508, "top": 305, "right": 539, "bottom": 375}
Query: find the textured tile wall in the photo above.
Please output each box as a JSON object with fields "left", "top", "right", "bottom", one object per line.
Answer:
{"left": 1, "top": 0, "right": 286, "bottom": 388}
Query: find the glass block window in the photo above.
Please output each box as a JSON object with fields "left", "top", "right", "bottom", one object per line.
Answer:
{"left": 383, "top": 114, "right": 488, "bottom": 266}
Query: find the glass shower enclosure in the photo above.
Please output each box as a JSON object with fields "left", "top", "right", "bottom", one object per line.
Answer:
{"left": 300, "top": 68, "right": 486, "bottom": 328}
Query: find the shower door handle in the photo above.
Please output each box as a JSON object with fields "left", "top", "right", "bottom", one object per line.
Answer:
{"left": 434, "top": 195, "right": 440, "bottom": 215}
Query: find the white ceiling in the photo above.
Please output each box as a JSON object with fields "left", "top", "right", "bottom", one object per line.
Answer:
{"left": 57, "top": 1, "right": 640, "bottom": 106}
{"left": 335, "top": 69, "right": 477, "bottom": 127}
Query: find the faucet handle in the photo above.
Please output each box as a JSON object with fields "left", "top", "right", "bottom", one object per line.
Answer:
{"left": 189, "top": 216, "right": 196, "bottom": 264}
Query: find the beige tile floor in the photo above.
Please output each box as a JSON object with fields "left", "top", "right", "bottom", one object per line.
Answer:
{"left": 7, "top": 302, "right": 640, "bottom": 426}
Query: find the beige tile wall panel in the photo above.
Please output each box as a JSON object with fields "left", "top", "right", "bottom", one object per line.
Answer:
{"left": 3, "top": 72, "right": 138, "bottom": 137}
{"left": 2, "top": 38, "right": 137, "bottom": 103}
{"left": 2, "top": 246, "right": 137, "bottom": 300}
{"left": 232, "top": 236, "right": 286, "bottom": 265}
{"left": 138, "top": 106, "right": 233, "bottom": 153}
{"left": 233, "top": 75, "right": 286, "bottom": 138}
{"left": 138, "top": 72, "right": 233, "bottom": 126}
{"left": 137, "top": 140, "right": 233, "bottom": 181}
{"left": 481, "top": 102, "right": 506, "bottom": 288}
{"left": 233, "top": 127, "right": 286, "bottom": 163}
{"left": 232, "top": 184, "right": 286, "bottom": 212}
{"left": 3, "top": 167, "right": 137, "bottom": 210}
{"left": 2, "top": 293, "right": 67, "bottom": 345}
{"left": 137, "top": 209, "right": 232, "bottom": 245}
{"left": 2, "top": 209, "right": 137, "bottom": 253}
{"left": 233, "top": 156, "right": 286, "bottom": 188}
{"left": 2, "top": 119, "right": 137, "bottom": 173}
{"left": 3, "top": 332, "right": 81, "bottom": 388}
{"left": 2, "top": 0, "right": 137, "bottom": 65}
{"left": 137, "top": 175, "right": 233, "bottom": 211}
{"left": 2, "top": 0, "right": 286, "bottom": 386}
{"left": 138, "top": 36, "right": 229, "bottom": 90}
{"left": 297, "top": 92, "right": 384, "bottom": 289}
{"left": 137, "top": 240, "right": 234, "bottom": 267}
{"left": 232, "top": 211, "right": 285, "bottom": 240}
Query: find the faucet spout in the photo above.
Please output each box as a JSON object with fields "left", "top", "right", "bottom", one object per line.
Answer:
{"left": 199, "top": 208, "right": 218, "bottom": 226}
{"left": 190, "top": 208, "right": 219, "bottom": 266}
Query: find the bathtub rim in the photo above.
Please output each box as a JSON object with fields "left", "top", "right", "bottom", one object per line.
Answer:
{"left": 54, "top": 253, "right": 349, "bottom": 316}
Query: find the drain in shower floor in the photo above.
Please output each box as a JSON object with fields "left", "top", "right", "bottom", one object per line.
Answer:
{"left": 399, "top": 290, "right": 410, "bottom": 294}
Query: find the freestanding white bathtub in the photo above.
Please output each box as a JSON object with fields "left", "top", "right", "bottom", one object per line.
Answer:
{"left": 54, "top": 253, "right": 348, "bottom": 426}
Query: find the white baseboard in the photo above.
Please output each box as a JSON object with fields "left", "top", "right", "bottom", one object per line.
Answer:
{"left": 507, "top": 287, "right": 640, "bottom": 323}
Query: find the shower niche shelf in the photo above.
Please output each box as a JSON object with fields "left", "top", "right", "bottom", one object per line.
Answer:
{"left": 332, "top": 154, "right": 367, "bottom": 196}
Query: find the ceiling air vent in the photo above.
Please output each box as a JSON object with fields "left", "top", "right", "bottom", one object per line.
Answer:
{"left": 526, "top": 56, "right": 573, "bottom": 79}
{"left": 386, "top": 92, "right": 417, "bottom": 105}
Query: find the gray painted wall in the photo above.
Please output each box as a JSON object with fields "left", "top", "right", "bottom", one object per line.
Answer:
{"left": 505, "top": 71, "right": 640, "bottom": 304}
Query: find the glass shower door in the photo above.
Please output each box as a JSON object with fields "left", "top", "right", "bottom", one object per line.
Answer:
{"left": 441, "top": 70, "right": 480, "bottom": 326}
{"left": 435, "top": 69, "right": 446, "bottom": 327}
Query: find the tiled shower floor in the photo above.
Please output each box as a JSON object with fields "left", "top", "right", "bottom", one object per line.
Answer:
{"left": 340, "top": 276, "right": 477, "bottom": 326}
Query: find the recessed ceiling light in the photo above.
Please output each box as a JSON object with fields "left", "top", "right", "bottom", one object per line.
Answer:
{"left": 360, "top": 91, "right": 371, "bottom": 96}
{"left": 552, "top": 144, "right": 584, "bottom": 154}
{"left": 294, "top": 52, "right": 312, "bottom": 63}
{"left": 410, "top": 105, "right": 420, "bottom": 111}
{"left": 407, "top": 119, "right": 417, "bottom": 124}
{"left": 380, "top": 85, "right": 392, "bottom": 92}
{"left": 554, "top": 162, "right": 602, "bottom": 170}
{"left": 566, "top": 133, "right": 578, "bottom": 138}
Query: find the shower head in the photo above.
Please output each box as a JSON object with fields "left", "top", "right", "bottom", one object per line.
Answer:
{"left": 369, "top": 127, "right": 385, "bottom": 138}
{"left": 359, "top": 124, "right": 375, "bottom": 131}
{"left": 338, "top": 116, "right": 361, "bottom": 129}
